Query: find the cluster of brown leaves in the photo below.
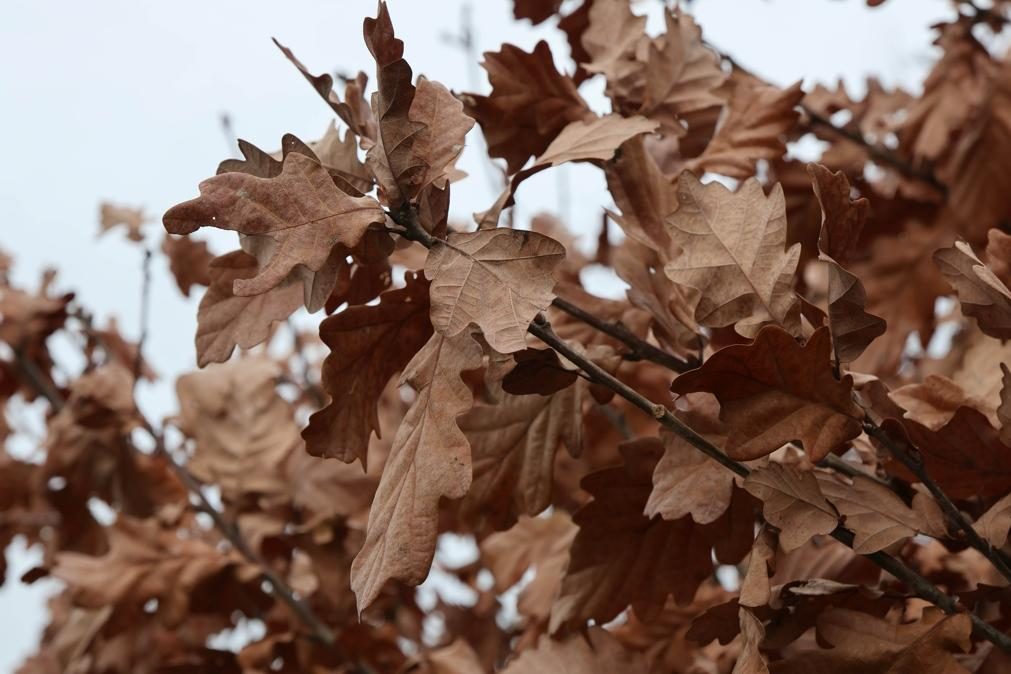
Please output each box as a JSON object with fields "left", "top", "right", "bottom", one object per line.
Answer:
{"left": 8, "top": 1, "right": 1011, "bottom": 672}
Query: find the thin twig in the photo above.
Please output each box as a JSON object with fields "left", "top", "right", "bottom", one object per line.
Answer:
{"left": 863, "top": 418, "right": 1011, "bottom": 583}
{"left": 141, "top": 419, "right": 339, "bottom": 646}
{"left": 550, "top": 296, "right": 699, "bottom": 373}
{"left": 709, "top": 42, "right": 946, "bottom": 193}
{"left": 133, "top": 248, "right": 153, "bottom": 385}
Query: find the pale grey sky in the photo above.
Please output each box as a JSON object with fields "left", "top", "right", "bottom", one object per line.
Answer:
{"left": 0, "top": 0, "right": 953, "bottom": 669}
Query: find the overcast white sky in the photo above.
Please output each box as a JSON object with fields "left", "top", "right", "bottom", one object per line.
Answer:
{"left": 0, "top": 0, "right": 954, "bottom": 669}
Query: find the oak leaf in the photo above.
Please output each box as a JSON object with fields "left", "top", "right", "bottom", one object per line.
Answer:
{"left": 52, "top": 517, "right": 256, "bottom": 628}
{"left": 645, "top": 393, "right": 735, "bottom": 524}
{"left": 742, "top": 463, "right": 839, "bottom": 552}
{"left": 458, "top": 383, "right": 582, "bottom": 529}
{"left": 974, "top": 491, "right": 1011, "bottom": 549}
{"left": 935, "top": 240, "right": 1011, "bottom": 340}
{"left": 671, "top": 326, "right": 863, "bottom": 463}
{"left": 664, "top": 172, "right": 801, "bottom": 337}
{"left": 463, "top": 41, "right": 592, "bottom": 174}
{"left": 882, "top": 408, "right": 1011, "bottom": 499}
{"left": 194, "top": 251, "right": 304, "bottom": 367}
{"left": 550, "top": 440, "right": 716, "bottom": 633}
{"left": 98, "top": 202, "right": 146, "bottom": 242}
{"left": 175, "top": 358, "right": 299, "bottom": 501}
{"left": 771, "top": 607, "right": 971, "bottom": 674}
{"left": 501, "top": 628, "right": 647, "bottom": 674}
{"left": 161, "top": 233, "right": 213, "bottom": 299}
{"left": 480, "top": 513, "right": 577, "bottom": 623}
{"left": 890, "top": 374, "right": 998, "bottom": 431}
{"left": 303, "top": 273, "right": 433, "bottom": 468}
{"left": 350, "top": 331, "right": 483, "bottom": 611}
{"left": 736, "top": 608, "right": 771, "bottom": 674}
{"left": 425, "top": 229, "right": 565, "bottom": 354}
{"left": 689, "top": 82, "right": 803, "bottom": 180}
{"left": 809, "top": 164, "right": 886, "bottom": 363}
{"left": 164, "top": 152, "right": 385, "bottom": 297}
{"left": 816, "top": 472, "right": 931, "bottom": 554}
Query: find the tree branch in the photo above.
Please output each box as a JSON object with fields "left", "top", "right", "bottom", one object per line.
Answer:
{"left": 9, "top": 348, "right": 340, "bottom": 648}
{"left": 863, "top": 418, "right": 1011, "bottom": 583}
{"left": 386, "top": 205, "right": 1011, "bottom": 652}
{"left": 550, "top": 296, "right": 699, "bottom": 373}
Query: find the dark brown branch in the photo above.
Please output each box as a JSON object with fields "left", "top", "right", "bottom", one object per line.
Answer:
{"left": 863, "top": 419, "right": 1011, "bottom": 584}
{"left": 550, "top": 296, "right": 699, "bottom": 373}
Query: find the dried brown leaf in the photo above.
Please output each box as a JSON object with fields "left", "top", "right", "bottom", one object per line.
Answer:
{"left": 742, "top": 463, "right": 839, "bottom": 552}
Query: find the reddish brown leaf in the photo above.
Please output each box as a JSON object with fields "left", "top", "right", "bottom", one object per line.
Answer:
{"left": 671, "top": 327, "right": 863, "bottom": 463}
{"left": 302, "top": 273, "right": 433, "bottom": 468}
{"left": 935, "top": 240, "right": 1011, "bottom": 340}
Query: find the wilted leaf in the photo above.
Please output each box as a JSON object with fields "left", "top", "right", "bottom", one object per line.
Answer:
{"left": 194, "top": 251, "right": 304, "bottom": 367}
{"left": 99, "top": 203, "right": 146, "bottom": 242}
{"left": 164, "top": 152, "right": 386, "bottom": 297}
{"left": 743, "top": 463, "right": 839, "bottom": 552}
{"left": 935, "top": 240, "right": 1011, "bottom": 340}
{"left": 664, "top": 173, "right": 801, "bottom": 337}
{"left": 816, "top": 472, "right": 929, "bottom": 554}
{"left": 53, "top": 517, "right": 255, "bottom": 628}
{"left": 502, "top": 628, "right": 647, "bottom": 674}
{"left": 459, "top": 383, "right": 582, "bottom": 529}
{"left": 161, "top": 234, "right": 213, "bottom": 297}
{"left": 303, "top": 273, "right": 433, "bottom": 468}
{"left": 645, "top": 393, "right": 735, "bottom": 524}
{"left": 736, "top": 608, "right": 771, "bottom": 674}
{"left": 689, "top": 82, "right": 803, "bottom": 179}
{"left": 550, "top": 441, "right": 716, "bottom": 633}
{"left": 671, "top": 326, "right": 863, "bottom": 463}
{"left": 351, "top": 331, "right": 483, "bottom": 611}
{"left": 425, "top": 229, "right": 565, "bottom": 354}
{"left": 480, "top": 513, "right": 577, "bottom": 622}
{"left": 463, "top": 41, "right": 592, "bottom": 174}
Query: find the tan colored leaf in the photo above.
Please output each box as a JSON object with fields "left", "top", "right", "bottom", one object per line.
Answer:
{"left": 890, "top": 374, "right": 997, "bottom": 431}
{"left": 735, "top": 608, "right": 770, "bottom": 674}
{"left": 272, "top": 39, "right": 377, "bottom": 142}
{"left": 689, "top": 82, "right": 803, "bottom": 179}
{"left": 459, "top": 383, "right": 582, "bottom": 529}
{"left": 351, "top": 331, "right": 483, "bottom": 611}
{"left": 480, "top": 513, "right": 577, "bottom": 622}
{"left": 504, "top": 629, "right": 647, "bottom": 674}
{"left": 164, "top": 152, "right": 385, "bottom": 297}
{"left": 175, "top": 358, "right": 298, "bottom": 501}
{"left": 52, "top": 517, "right": 255, "bottom": 628}
{"left": 664, "top": 173, "right": 801, "bottom": 337}
{"left": 463, "top": 41, "right": 592, "bottom": 174}
{"left": 671, "top": 326, "right": 863, "bottom": 463}
{"left": 99, "top": 202, "right": 146, "bottom": 242}
{"left": 974, "top": 492, "right": 1011, "bottom": 549}
{"left": 816, "top": 473, "right": 927, "bottom": 554}
{"left": 772, "top": 607, "right": 971, "bottom": 674}
{"left": 194, "top": 251, "right": 303, "bottom": 367}
{"left": 645, "top": 392, "right": 734, "bottom": 524}
{"left": 987, "top": 228, "right": 1011, "bottom": 288}
{"left": 935, "top": 240, "right": 1011, "bottom": 340}
{"left": 742, "top": 463, "right": 838, "bottom": 552}
{"left": 408, "top": 77, "right": 475, "bottom": 192}
{"left": 419, "top": 639, "right": 484, "bottom": 674}
{"left": 425, "top": 229, "right": 565, "bottom": 354}
{"left": 309, "top": 121, "right": 373, "bottom": 195}
{"left": 550, "top": 441, "right": 716, "bottom": 632}
{"left": 303, "top": 273, "right": 433, "bottom": 468}
{"left": 739, "top": 528, "right": 776, "bottom": 608}
{"left": 484, "top": 115, "right": 659, "bottom": 227}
